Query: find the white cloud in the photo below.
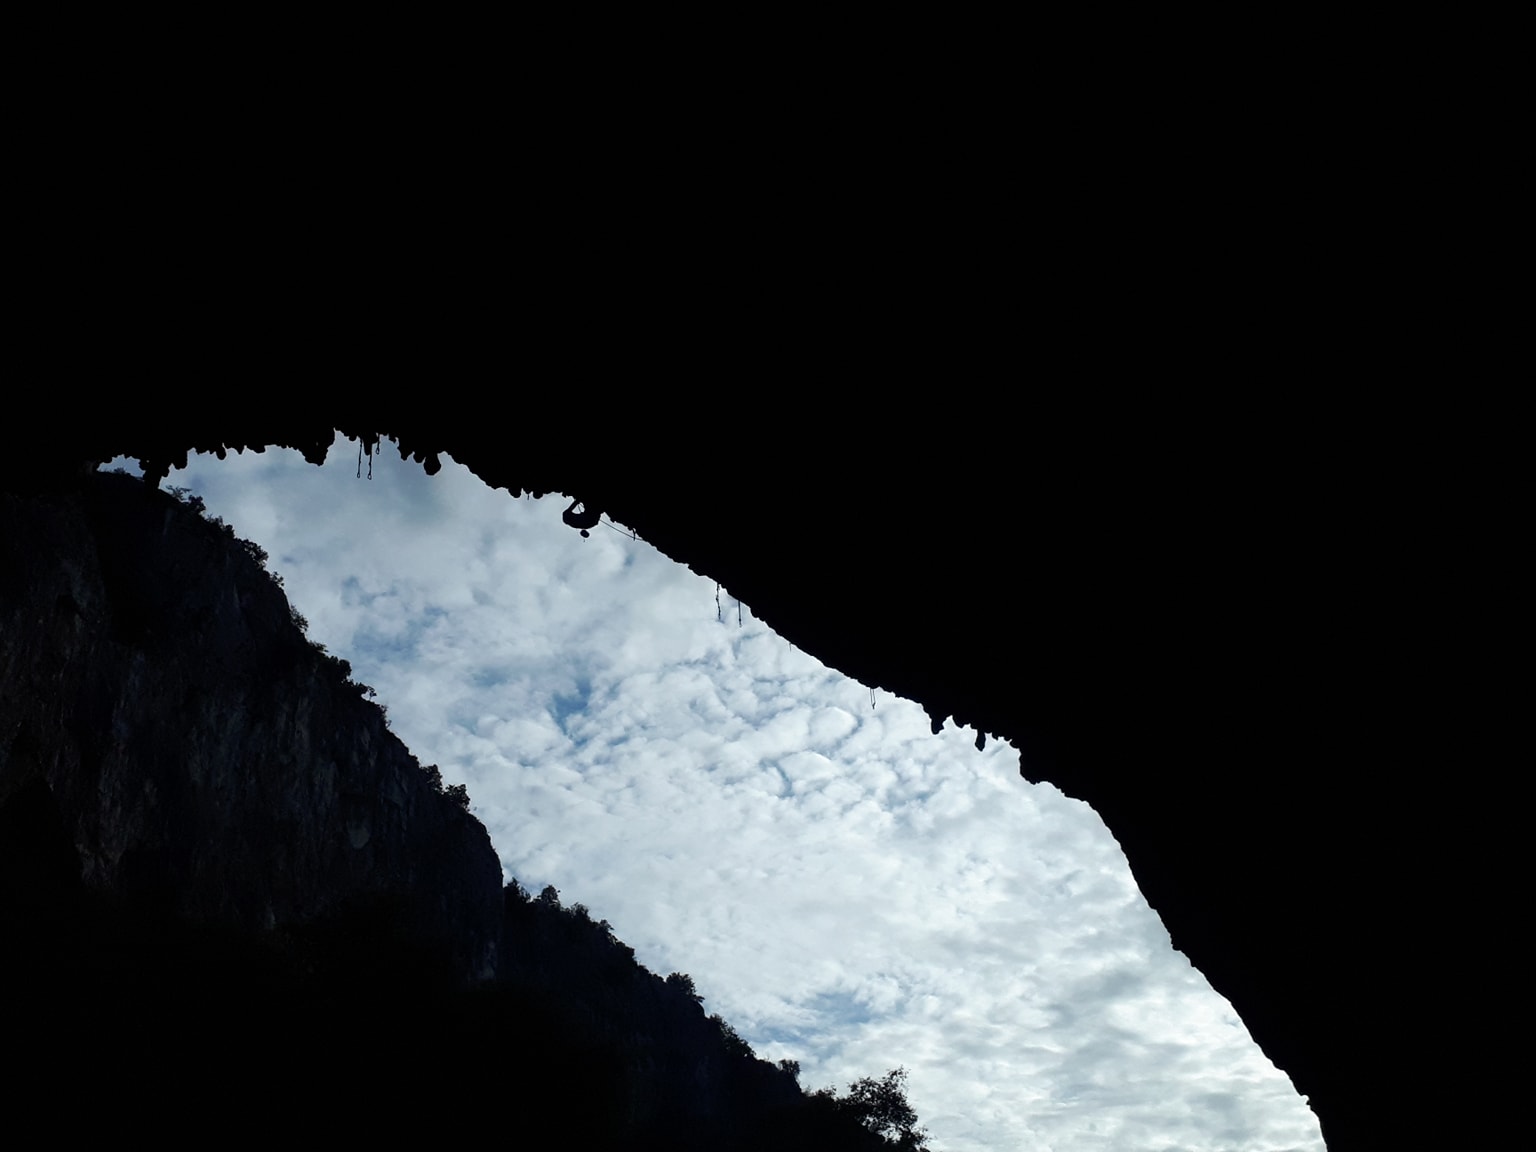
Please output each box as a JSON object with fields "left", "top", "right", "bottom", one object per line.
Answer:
{"left": 164, "top": 439, "right": 1324, "bottom": 1152}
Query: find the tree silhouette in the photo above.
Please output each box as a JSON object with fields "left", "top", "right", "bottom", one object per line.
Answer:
{"left": 840, "top": 1067, "right": 930, "bottom": 1150}
{"left": 665, "top": 971, "right": 703, "bottom": 1003}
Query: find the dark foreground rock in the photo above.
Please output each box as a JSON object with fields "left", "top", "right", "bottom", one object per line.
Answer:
{"left": 0, "top": 470, "right": 917, "bottom": 1149}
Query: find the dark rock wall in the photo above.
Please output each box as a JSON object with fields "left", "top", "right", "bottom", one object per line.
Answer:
{"left": 0, "top": 472, "right": 502, "bottom": 984}
{"left": 0, "top": 465, "right": 911, "bottom": 1148}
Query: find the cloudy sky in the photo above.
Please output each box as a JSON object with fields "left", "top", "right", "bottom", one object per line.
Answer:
{"left": 135, "top": 437, "right": 1322, "bottom": 1151}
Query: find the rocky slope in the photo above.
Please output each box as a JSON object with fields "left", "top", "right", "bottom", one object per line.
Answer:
{"left": 1, "top": 470, "right": 503, "bottom": 982}
{"left": 0, "top": 467, "right": 920, "bottom": 1148}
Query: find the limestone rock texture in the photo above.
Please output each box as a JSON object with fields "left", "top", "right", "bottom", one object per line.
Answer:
{"left": 0, "top": 471, "right": 502, "bottom": 985}
{"left": 0, "top": 461, "right": 895, "bottom": 1148}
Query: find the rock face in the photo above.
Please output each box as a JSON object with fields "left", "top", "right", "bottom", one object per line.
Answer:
{"left": 0, "top": 472, "right": 502, "bottom": 986}
{"left": 0, "top": 467, "right": 918, "bottom": 1149}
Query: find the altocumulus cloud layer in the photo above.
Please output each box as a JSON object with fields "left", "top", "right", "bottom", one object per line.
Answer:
{"left": 151, "top": 440, "right": 1323, "bottom": 1152}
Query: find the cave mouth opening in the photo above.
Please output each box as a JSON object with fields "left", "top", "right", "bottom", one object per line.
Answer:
{"left": 105, "top": 437, "right": 1323, "bottom": 1152}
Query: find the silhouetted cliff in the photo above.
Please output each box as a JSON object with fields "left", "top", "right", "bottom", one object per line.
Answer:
{"left": 0, "top": 469, "right": 930, "bottom": 1147}
{"left": 1, "top": 470, "right": 502, "bottom": 977}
